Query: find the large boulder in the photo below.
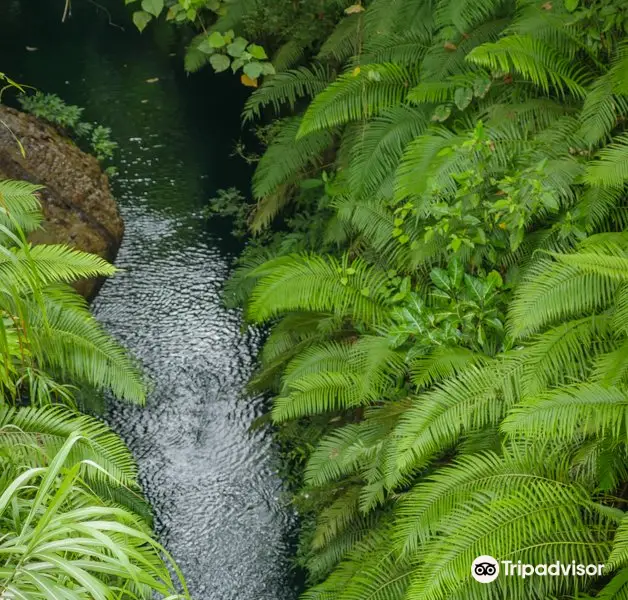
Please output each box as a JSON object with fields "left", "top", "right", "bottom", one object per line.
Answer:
{"left": 0, "top": 105, "right": 123, "bottom": 299}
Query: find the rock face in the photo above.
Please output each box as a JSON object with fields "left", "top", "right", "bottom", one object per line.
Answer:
{"left": 0, "top": 105, "right": 123, "bottom": 299}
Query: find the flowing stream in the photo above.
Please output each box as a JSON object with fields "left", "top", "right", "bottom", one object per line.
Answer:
{"left": 1, "top": 3, "right": 298, "bottom": 598}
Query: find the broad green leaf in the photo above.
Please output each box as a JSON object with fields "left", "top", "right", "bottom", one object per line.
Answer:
{"left": 231, "top": 58, "right": 245, "bottom": 72}
{"left": 473, "top": 76, "right": 492, "bottom": 98}
{"left": 565, "top": 0, "right": 579, "bottom": 11}
{"left": 448, "top": 259, "right": 463, "bottom": 288}
{"left": 223, "top": 29, "right": 235, "bottom": 44}
{"left": 431, "top": 105, "right": 452, "bottom": 122}
{"left": 247, "top": 44, "right": 268, "bottom": 60}
{"left": 430, "top": 268, "right": 452, "bottom": 291}
{"left": 197, "top": 38, "right": 216, "bottom": 54}
{"left": 227, "top": 37, "right": 248, "bottom": 58}
{"left": 261, "top": 62, "right": 276, "bottom": 76}
{"left": 208, "top": 31, "right": 226, "bottom": 48}
{"left": 210, "top": 54, "right": 231, "bottom": 73}
{"left": 132, "top": 10, "right": 152, "bottom": 31}
{"left": 454, "top": 87, "right": 473, "bottom": 110}
{"left": 140, "top": 0, "right": 163, "bottom": 17}
{"left": 486, "top": 270, "right": 503, "bottom": 290}
{"left": 244, "top": 61, "right": 264, "bottom": 79}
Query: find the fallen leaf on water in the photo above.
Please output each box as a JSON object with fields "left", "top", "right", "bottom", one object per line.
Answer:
{"left": 25, "top": 46, "right": 38, "bottom": 52}
{"left": 146, "top": 77, "right": 159, "bottom": 83}
{"left": 345, "top": 3, "right": 365, "bottom": 14}
{"left": 141, "top": 99, "right": 149, "bottom": 103}
{"left": 241, "top": 74, "right": 258, "bottom": 87}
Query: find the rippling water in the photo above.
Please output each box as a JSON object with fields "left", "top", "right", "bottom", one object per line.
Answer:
{"left": 2, "top": 3, "right": 298, "bottom": 598}
{"left": 94, "top": 152, "right": 295, "bottom": 600}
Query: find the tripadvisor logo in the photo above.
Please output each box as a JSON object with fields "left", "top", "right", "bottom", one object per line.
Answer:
{"left": 472, "top": 556, "right": 605, "bottom": 583}
{"left": 472, "top": 556, "right": 500, "bottom": 583}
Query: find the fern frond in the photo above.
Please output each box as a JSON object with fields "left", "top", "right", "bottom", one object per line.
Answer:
{"left": 0, "top": 404, "right": 138, "bottom": 487}
{"left": 586, "top": 134, "right": 628, "bottom": 188}
{"left": 394, "top": 447, "right": 571, "bottom": 555}
{"left": 243, "top": 65, "right": 334, "bottom": 122}
{"left": 273, "top": 40, "right": 306, "bottom": 72}
{"left": 0, "top": 179, "right": 43, "bottom": 235}
{"left": 298, "top": 64, "right": 416, "bottom": 137}
{"left": 518, "top": 316, "right": 612, "bottom": 397}
{"left": 26, "top": 285, "right": 146, "bottom": 403}
{"left": 405, "top": 477, "right": 611, "bottom": 600}
{"left": 252, "top": 117, "right": 334, "bottom": 199}
{"left": 317, "top": 14, "right": 362, "bottom": 64}
{"left": 361, "top": 29, "right": 431, "bottom": 66}
{"left": 246, "top": 254, "right": 392, "bottom": 326}
{"left": 502, "top": 383, "right": 628, "bottom": 443}
{"left": 0, "top": 244, "right": 116, "bottom": 294}
{"left": 508, "top": 257, "right": 620, "bottom": 339}
{"left": 392, "top": 358, "right": 521, "bottom": 480}
{"left": 348, "top": 106, "right": 429, "bottom": 198}
{"left": 435, "top": 0, "right": 506, "bottom": 35}
{"left": 467, "top": 34, "right": 589, "bottom": 97}
{"left": 579, "top": 72, "right": 628, "bottom": 147}
{"left": 409, "top": 346, "right": 488, "bottom": 389}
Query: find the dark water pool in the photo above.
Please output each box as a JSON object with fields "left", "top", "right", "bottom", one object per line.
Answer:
{"left": 1, "top": 3, "right": 298, "bottom": 598}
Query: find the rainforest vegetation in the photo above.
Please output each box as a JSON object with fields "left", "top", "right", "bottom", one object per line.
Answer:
{"left": 144, "top": 0, "right": 628, "bottom": 598}
{"left": 0, "top": 177, "right": 187, "bottom": 596}
{"left": 3, "top": 0, "right": 628, "bottom": 598}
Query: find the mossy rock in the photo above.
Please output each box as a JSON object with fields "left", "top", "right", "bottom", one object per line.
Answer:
{"left": 0, "top": 105, "right": 123, "bottom": 299}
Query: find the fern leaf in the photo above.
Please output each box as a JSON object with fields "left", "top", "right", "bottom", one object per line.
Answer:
{"left": 467, "top": 34, "right": 588, "bottom": 97}
{"left": 243, "top": 65, "right": 333, "bottom": 122}
{"left": 252, "top": 117, "right": 334, "bottom": 199}
{"left": 298, "top": 64, "right": 416, "bottom": 137}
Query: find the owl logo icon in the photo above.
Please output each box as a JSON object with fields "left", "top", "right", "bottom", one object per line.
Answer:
{"left": 472, "top": 555, "right": 500, "bottom": 583}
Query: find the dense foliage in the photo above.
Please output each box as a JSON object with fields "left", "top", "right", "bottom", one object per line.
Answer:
{"left": 0, "top": 178, "right": 188, "bottom": 598}
{"left": 18, "top": 92, "right": 118, "bottom": 175}
{"left": 147, "top": 0, "right": 628, "bottom": 598}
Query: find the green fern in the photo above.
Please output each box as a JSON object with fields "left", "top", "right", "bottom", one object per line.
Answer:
{"left": 243, "top": 65, "right": 334, "bottom": 122}
{"left": 298, "top": 64, "right": 417, "bottom": 137}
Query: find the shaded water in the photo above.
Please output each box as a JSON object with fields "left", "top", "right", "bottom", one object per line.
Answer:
{"left": 1, "top": 3, "right": 298, "bottom": 598}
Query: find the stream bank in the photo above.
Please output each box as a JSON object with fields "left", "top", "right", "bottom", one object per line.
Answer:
{"left": 0, "top": 105, "right": 123, "bottom": 299}
{"left": 0, "top": 2, "right": 300, "bottom": 598}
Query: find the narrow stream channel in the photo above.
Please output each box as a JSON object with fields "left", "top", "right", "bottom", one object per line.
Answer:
{"left": 1, "top": 3, "right": 299, "bottom": 599}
